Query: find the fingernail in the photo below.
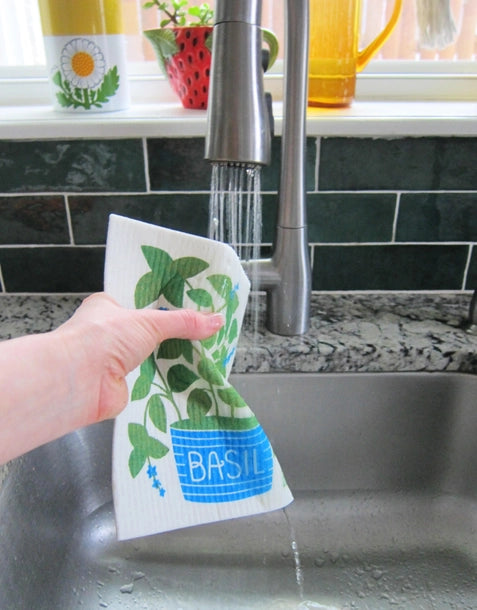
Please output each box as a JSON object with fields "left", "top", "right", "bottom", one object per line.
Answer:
{"left": 204, "top": 313, "right": 224, "bottom": 328}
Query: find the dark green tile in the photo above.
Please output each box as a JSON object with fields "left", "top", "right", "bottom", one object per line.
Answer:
{"left": 0, "top": 247, "right": 104, "bottom": 292}
{"left": 307, "top": 193, "right": 396, "bottom": 243}
{"left": 261, "top": 137, "right": 316, "bottom": 193}
{"left": 69, "top": 194, "right": 210, "bottom": 244}
{"left": 261, "top": 194, "right": 278, "bottom": 243}
{"left": 312, "top": 245, "right": 467, "bottom": 290}
{"left": 397, "top": 193, "right": 477, "bottom": 242}
{"left": 319, "top": 137, "right": 477, "bottom": 191}
{"left": 0, "top": 196, "right": 69, "bottom": 244}
{"left": 148, "top": 138, "right": 210, "bottom": 190}
{"left": 0, "top": 140, "right": 146, "bottom": 193}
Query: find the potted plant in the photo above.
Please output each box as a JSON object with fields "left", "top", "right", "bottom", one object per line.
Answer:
{"left": 127, "top": 244, "right": 274, "bottom": 502}
{"left": 143, "top": 0, "right": 278, "bottom": 110}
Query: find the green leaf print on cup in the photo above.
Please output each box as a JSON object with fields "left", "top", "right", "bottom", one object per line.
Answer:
{"left": 127, "top": 244, "right": 273, "bottom": 503}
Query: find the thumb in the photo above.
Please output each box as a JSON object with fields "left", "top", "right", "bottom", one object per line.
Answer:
{"left": 121, "top": 308, "right": 224, "bottom": 373}
{"left": 138, "top": 308, "right": 224, "bottom": 344}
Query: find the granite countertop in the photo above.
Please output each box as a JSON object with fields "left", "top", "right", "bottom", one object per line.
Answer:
{"left": 1, "top": 292, "right": 477, "bottom": 374}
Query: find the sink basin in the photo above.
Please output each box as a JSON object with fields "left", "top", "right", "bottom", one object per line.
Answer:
{"left": 2, "top": 371, "right": 477, "bottom": 609}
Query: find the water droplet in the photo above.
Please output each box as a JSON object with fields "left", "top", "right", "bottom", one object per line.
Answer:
{"left": 119, "top": 582, "right": 134, "bottom": 594}
{"left": 132, "top": 571, "right": 145, "bottom": 581}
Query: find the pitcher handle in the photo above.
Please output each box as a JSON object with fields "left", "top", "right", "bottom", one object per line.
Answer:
{"left": 357, "top": 0, "right": 402, "bottom": 71}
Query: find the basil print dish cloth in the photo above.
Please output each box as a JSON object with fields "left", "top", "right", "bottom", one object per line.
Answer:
{"left": 105, "top": 215, "right": 293, "bottom": 540}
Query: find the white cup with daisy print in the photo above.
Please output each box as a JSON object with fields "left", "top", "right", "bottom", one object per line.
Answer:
{"left": 38, "top": 0, "right": 130, "bottom": 112}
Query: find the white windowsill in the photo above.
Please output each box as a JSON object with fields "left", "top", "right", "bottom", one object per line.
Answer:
{"left": 1, "top": 100, "right": 476, "bottom": 140}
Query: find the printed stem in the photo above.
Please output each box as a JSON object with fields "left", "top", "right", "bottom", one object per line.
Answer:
{"left": 155, "top": 369, "right": 182, "bottom": 421}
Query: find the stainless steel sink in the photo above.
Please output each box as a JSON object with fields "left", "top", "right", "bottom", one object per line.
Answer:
{"left": 2, "top": 372, "right": 477, "bottom": 609}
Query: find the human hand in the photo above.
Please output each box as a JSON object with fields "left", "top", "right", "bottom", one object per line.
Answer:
{"left": 56, "top": 292, "right": 225, "bottom": 424}
{"left": 0, "top": 292, "right": 224, "bottom": 463}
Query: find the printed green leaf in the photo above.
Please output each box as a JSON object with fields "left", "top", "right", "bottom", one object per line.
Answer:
{"left": 217, "top": 387, "right": 247, "bottom": 408}
{"left": 187, "top": 388, "right": 212, "bottom": 422}
{"left": 157, "top": 338, "right": 193, "bottom": 363}
{"left": 144, "top": 436, "right": 169, "bottom": 459}
{"left": 207, "top": 274, "right": 232, "bottom": 299}
{"left": 128, "top": 422, "right": 149, "bottom": 448}
{"left": 131, "top": 354, "right": 156, "bottom": 400}
{"left": 134, "top": 271, "right": 161, "bottom": 308}
{"left": 200, "top": 334, "right": 217, "bottom": 350}
{"left": 228, "top": 318, "right": 238, "bottom": 343}
{"left": 52, "top": 70, "right": 62, "bottom": 87}
{"left": 198, "top": 358, "right": 224, "bottom": 387}
{"left": 171, "top": 257, "right": 209, "bottom": 279}
{"left": 128, "top": 447, "right": 147, "bottom": 478}
{"left": 96, "top": 66, "right": 120, "bottom": 102}
{"left": 56, "top": 92, "right": 73, "bottom": 108}
{"left": 141, "top": 245, "right": 173, "bottom": 274}
{"left": 128, "top": 422, "right": 168, "bottom": 459}
{"left": 187, "top": 288, "right": 213, "bottom": 308}
{"left": 167, "top": 364, "right": 199, "bottom": 393}
{"left": 148, "top": 394, "right": 167, "bottom": 432}
{"left": 141, "top": 353, "right": 156, "bottom": 381}
{"left": 131, "top": 373, "right": 153, "bottom": 401}
{"left": 227, "top": 291, "right": 240, "bottom": 315}
{"left": 162, "top": 274, "right": 185, "bottom": 307}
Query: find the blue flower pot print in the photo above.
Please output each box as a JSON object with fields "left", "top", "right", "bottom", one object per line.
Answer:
{"left": 171, "top": 422, "right": 274, "bottom": 503}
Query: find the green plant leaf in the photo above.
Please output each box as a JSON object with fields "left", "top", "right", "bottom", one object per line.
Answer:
{"left": 171, "top": 256, "right": 209, "bottom": 279}
{"left": 129, "top": 447, "right": 147, "bottom": 478}
{"left": 148, "top": 394, "right": 167, "bottom": 432}
{"left": 187, "top": 288, "right": 213, "bottom": 308}
{"left": 134, "top": 271, "right": 161, "bottom": 308}
{"left": 207, "top": 274, "right": 232, "bottom": 299}
{"left": 162, "top": 274, "right": 185, "bottom": 307}
{"left": 217, "top": 387, "right": 247, "bottom": 408}
{"left": 143, "top": 28, "right": 178, "bottom": 75}
{"left": 187, "top": 388, "right": 212, "bottom": 422}
{"left": 167, "top": 364, "right": 199, "bottom": 393}
{"left": 157, "top": 338, "right": 192, "bottom": 363}
{"left": 198, "top": 358, "right": 224, "bottom": 386}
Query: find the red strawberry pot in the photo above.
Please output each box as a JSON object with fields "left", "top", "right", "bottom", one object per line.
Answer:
{"left": 144, "top": 26, "right": 212, "bottom": 109}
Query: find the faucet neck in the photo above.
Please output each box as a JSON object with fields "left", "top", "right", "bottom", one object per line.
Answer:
{"left": 214, "top": 0, "right": 262, "bottom": 25}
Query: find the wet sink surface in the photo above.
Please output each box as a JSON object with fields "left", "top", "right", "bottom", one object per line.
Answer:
{"left": 2, "top": 372, "right": 477, "bottom": 609}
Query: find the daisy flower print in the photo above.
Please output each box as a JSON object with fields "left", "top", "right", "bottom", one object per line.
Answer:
{"left": 60, "top": 38, "right": 106, "bottom": 89}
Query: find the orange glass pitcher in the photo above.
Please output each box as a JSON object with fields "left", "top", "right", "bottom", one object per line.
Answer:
{"left": 308, "top": 0, "right": 402, "bottom": 107}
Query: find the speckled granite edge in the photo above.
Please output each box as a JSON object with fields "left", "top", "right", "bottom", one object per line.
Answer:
{"left": 1, "top": 292, "right": 477, "bottom": 374}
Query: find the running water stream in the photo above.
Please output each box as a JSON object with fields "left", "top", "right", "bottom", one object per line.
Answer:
{"left": 208, "top": 162, "right": 262, "bottom": 263}
{"left": 209, "top": 164, "right": 336, "bottom": 609}
{"left": 209, "top": 162, "right": 263, "bottom": 334}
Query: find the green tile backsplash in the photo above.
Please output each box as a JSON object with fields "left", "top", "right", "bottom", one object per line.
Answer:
{"left": 0, "top": 135, "right": 476, "bottom": 293}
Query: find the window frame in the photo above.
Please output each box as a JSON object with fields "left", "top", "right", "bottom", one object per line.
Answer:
{"left": 1, "top": 58, "right": 476, "bottom": 107}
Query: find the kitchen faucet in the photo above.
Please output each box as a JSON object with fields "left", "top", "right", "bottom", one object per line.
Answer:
{"left": 205, "top": 0, "right": 311, "bottom": 336}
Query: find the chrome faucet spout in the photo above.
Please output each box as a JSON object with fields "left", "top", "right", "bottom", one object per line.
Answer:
{"left": 205, "top": 0, "right": 311, "bottom": 335}
{"left": 205, "top": 0, "right": 270, "bottom": 166}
